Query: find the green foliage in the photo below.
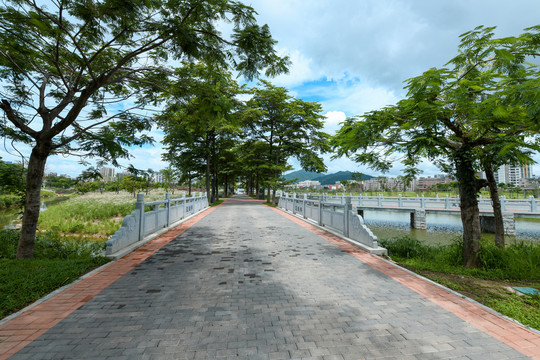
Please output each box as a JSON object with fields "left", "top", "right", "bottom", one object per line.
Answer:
{"left": 36, "top": 190, "right": 168, "bottom": 237}
{"left": 0, "top": 158, "right": 25, "bottom": 207}
{"left": 75, "top": 181, "right": 101, "bottom": 194}
{"left": 0, "top": 229, "right": 109, "bottom": 318}
{"left": 0, "top": 0, "right": 288, "bottom": 258}
{"left": 241, "top": 80, "right": 330, "bottom": 200}
{"left": 0, "top": 257, "right": 110, "bottom": 319}
{"left": 381, "top": 236, "right": 540, "bottom": 280}
{"left": 44, "top": 174, "right": 75, "bottom": 189}
{"left": 0, "top": 194, "right": 20, "bottom": 210}
{"left": 0, "top": 230, "right": 106, "bottom": 260}
{"left": 487, "top": 294, "right": 540, "bottom": 330}
{"left": 333, "top": 26, "right": 540, "bottom": 266}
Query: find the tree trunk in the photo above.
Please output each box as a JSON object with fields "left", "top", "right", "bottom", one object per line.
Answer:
{"left": 17, "top": 146, "right": 49, "bottom": 259}
{"left": 454, "top": 147, "right": 482, "bottom": 268}
{"left": 256, "top": 171, "right": 260, "bottom": 199}
{"left": 205, "top": 152, "right": 211, "bottom": 203}
{"left": 484, "top": 165, "right": 505, "bottom": 248}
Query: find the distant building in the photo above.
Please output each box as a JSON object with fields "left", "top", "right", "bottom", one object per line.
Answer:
{"left": 415, "top": 174, "right": 453, "bottom": 191}
{"left": 100, "top": 166, "right": 115, "bottom": 181}
{"left": 494, "top": 164, "right": 533, "bottom": 186}
{"left": 325, "top": 183, "right": 344, "bottom": 191}
{"left": 360, "top": 177, "right": 415, "bottom": 192}
{"left": 298, "top": 180, "right": 321, "bottom": 188}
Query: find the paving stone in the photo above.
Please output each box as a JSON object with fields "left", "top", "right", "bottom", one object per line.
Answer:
{"left": 7, "top": 197, "right": 533, "bottom": 359}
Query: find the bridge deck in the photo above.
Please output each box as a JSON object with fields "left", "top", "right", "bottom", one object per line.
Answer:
{"left": 1, "top": 195, "right": 539, "bottom": 359}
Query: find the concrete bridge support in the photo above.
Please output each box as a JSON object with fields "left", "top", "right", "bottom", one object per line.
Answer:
{"left": 479, "top": 213, "right": 516, "bottom": 236}
{"left": 410, "top": 209, "right": 427, "bottom": 230}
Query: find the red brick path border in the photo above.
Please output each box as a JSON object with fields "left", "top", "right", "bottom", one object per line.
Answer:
{"left": 0, "top": 205, "right": 219, "bottom": 360}
{"left": 270, "top": 206, "right": 540, "bottom": 360}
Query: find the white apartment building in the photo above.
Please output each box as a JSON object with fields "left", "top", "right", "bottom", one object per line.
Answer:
{"left": 494, "top": 164, "right": 533, "bottom": 186}
{"left": 297, "top": 180, "right": 321, "bottom": 188}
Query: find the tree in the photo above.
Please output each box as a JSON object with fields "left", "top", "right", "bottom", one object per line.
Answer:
{"left": 242, "top": 80, "right": 330, "bottom": 202}
{"left": 44, "top": 173, "right": 74, "bottom": 189}
{"left": 160, "top": 167, "right": 178, "bottom": 195}
{"left": 0, "top": 0, "right": 288, "bottom": 258}
{"left": 236, "top": 140, "right": 272, "bottom": 197}
{"left": 157, "top": 63, "right": 244, "bottom": 203}
{"left": 0, "top": 158, "right": 25, "bottom": 196}
{"left": 332, "top": 26, "right": 540, "bottom": 267}
{"left": 76, "top": 167, "right": 102, "bottom": 183}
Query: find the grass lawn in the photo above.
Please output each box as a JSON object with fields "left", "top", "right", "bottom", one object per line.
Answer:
{"left": 0, "top": 257, "right": 109, "bottom": 319}
{"left": 0, "top": 230, "right": 110, "bottom": 319}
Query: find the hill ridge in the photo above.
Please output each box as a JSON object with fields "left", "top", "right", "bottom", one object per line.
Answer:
{"left": 283, "top": 169, "right": 373, "bottom": 184}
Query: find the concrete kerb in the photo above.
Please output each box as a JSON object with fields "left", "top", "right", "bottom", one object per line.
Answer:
{"left": 276, "top": 206, "right": 388, "bottom": 256}
{"left": 0, "top": 206, "right": 209, "bottom": 327}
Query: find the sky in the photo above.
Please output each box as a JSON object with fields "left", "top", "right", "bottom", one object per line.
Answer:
{"left": 1, "top": 0, "right": 540, "bottom": 178}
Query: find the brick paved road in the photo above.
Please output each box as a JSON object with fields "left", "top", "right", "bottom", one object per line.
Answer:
{"left": 9, "top": 196, "right": 534, "bottom": 359}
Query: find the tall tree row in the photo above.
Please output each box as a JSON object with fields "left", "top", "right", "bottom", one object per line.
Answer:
{"left": 241, "top": 80, "right": 330, "bottom": 202}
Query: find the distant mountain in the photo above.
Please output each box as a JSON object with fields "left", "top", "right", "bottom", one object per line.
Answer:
{"left": 283, "top": 170, "right": 373, "bottom": 184}
{"left": 282, "top": 169, "right": 324, "bottom": 182}
{"left": 313, "top": 171, "right": 373, "bottom": 184}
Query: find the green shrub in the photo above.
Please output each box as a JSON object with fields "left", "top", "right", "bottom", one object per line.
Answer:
{"left": 381, "top": 235, "right": 540, "bottom": 280}
{"left": 0, "top": 229, "right": 18, "bottom": 259}
{"left": 379, "top": 236, "right": 433, "bottom": 259}
{"left": 0, "top": 229, "right": 109, "bottom": 319}
{"left": 0, "top": 194, "right": 19, "bottom": 209}
{"left": 479, "top": 240, "right": 540, "bottom": 280}
{"left": 0, "top": 230, "right": 106, "bottom": 260}
{"left": 0, "top": 257, "right": 109, "bottom": 318}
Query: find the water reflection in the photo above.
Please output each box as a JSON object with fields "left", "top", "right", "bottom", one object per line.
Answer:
{"left": 0, "top": 196, "right": 68, "bottom": 229}
{"left": 363, "top": 209, "right": 539, "bottom": 245}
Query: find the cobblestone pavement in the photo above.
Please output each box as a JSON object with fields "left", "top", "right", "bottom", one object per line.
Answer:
{"left": 5, "top": 196, "right": 539, "bottom": 359}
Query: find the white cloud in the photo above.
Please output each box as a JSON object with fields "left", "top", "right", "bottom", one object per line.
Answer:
{"left": 322, "top": 81, "right": 399, "bottom": 118}
{"left": 4, "top": 0, "right": 539, "bottom": 179}
{"left": 271, "top": 49, "right": 317, "bottom": 87}
{"left": 323, "top": 111, "right": 347, "bottom": 133}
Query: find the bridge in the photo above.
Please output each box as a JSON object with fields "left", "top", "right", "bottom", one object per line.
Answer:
{"left": 1, "top": 196, "right": 539, "bottom": 359}
{"left": 281, "top": 193, "right": 540, "bottom": 236}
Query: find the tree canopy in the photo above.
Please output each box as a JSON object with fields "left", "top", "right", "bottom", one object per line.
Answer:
{"left": 332, "top": 26, "right": 540, "bottom": 267}
{"left": 242, "top": 80, "right": 330, "bottom": 202}
{"left": 0, "top": 0, "right": 289, "bottom": 258}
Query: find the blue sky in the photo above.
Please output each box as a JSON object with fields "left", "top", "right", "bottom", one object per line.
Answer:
{"left": 2, "top": 0, "right": 539, "bottom": 178}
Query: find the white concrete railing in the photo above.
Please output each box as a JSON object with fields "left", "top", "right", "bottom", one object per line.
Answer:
{"left": 106, "top": 192, "right": 209, "bottom": 256}
{"left": 302, "top": 193, "right": 539, "bottom": 213}
{"left": 278, "top": 194, "right": 384, "bottom": 254}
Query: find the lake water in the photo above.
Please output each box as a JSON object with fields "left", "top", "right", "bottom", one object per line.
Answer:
{"left": 363, "top": 209, "right": 540, "bottom": 245}
{"left": 0, "top": 197, "right": 68, "bottom": 229}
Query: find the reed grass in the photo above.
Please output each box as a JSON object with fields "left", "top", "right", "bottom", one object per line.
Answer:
{"left": 37, "top": 190, "right": 169, "bottom": 237}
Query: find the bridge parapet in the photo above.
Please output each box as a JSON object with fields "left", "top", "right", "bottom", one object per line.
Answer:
{"left": 300, "top": 193, "right": 540, "bottom": 214}
{"left": 278, "top": 194, "right": 385, "bottom": 255}
{"left": 106, "top": 192, "right": 209, "bottom": 256}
